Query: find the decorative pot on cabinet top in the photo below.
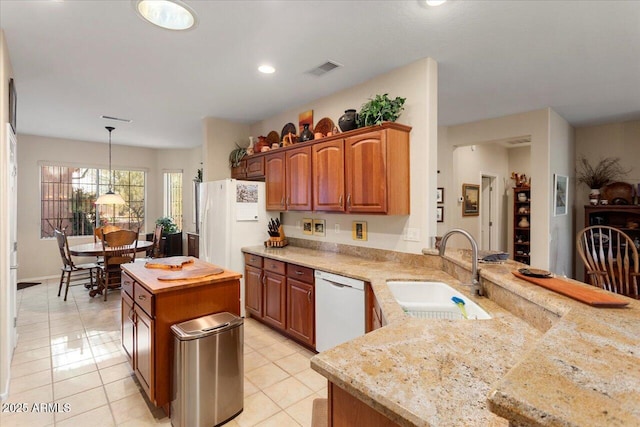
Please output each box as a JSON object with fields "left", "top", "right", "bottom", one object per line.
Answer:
{"left": 338, "top": 109, "right": 358, "bottom": 132}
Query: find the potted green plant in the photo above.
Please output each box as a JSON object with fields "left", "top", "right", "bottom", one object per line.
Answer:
{"left": 156, "top": 216, "right": 178, "bottom": 235}
{"left": 357, "top": 93, "right": 406, "bottom": 128}
{"left": 576, "top": 156, "right": 629, "bottom": 203}
{"left": 229, "top": 144, "right": 247, "bottom": 168}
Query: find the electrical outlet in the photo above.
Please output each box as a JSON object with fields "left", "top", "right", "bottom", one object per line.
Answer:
{"left": 404, "top": 228, "right": 420, "bottom": 242}
{"left": 334, "top": 224, "right": 340, "bottom": 233}
{"left": 296, "top": 221, "right": 301, "bottom": 230}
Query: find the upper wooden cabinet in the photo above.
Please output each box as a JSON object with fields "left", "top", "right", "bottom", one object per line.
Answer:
{"left": 286, "top": 146, "right": 313, "bottom": 211}
{"left": 230, "top": 156, "right": 265, "bottom": 181}
{"left": 259, "top": 122, "right": 410, "bottom": 214}
{"left": 265, "top": 152, "right": 286, "bottom": 210}
{"left": 313, "top": 139, "right": 345, "bottom": 212}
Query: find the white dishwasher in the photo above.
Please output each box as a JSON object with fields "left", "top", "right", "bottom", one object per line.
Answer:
{"left": 315, "top": 270, "right": 365, "bottom": 352}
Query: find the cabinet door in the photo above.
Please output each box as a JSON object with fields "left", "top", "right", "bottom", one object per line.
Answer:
{"left": 245, "top": 265, "right": 263, "bottom": 318}
{"left": 265, "top": 152, "right": 286, "bottom": 211}
{"left": 286, "top": 146, "right": 313, "bottom": 211}
{"left": 286, "top": 278, "right": 314, "bottom": 346}
{"left": 345, "top": 130, "right": 388, "bottom": 213}
{"left": 231, "top": 159, "right": 247, "bottom": 179}
{"left": 246, "top": 156, "right": 265, "bottom": 179}
{"left": 121, "top": 291, "right": 135, "bottom": 364}
{"left": 263, "top": 271, "right": 286, "bottom": 330}
{"left": 313, "top": 139, "right": 345, "bottom": 212}
{"left": 135, "top": 307, "right": 154, "bottom": 400}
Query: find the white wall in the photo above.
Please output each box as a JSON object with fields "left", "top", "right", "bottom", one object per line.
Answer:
{"left": 246, "top": 58, "right": 438, "bottom": 253}
{"left": 440, "top": 109, "right": 556, "bottom": 269}
{"left": 0, "top": 28, "right": 15, "bottom": 401}
{"left": 17, "top": 134, "right": 201, "bottom": 281}
{"left": 548, "top": 109, "right": 575, "bottom": 276}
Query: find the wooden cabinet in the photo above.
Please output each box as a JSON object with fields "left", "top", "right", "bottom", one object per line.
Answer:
{"left": 244, "top": 253, "right": 315, "bottom": 349}
{"left": 265, "top": 152, "right": 286, "bottom": 210}
{"left": 121, "top": 292, "right": 135, "bottom": 363}
{"left": 313, "top": 139, "right": 345, "bottom": 212}
{"left": 310, "top": 124, "right": 410, "bottom": 214}
{"left": 285, "top": 146, "right": 313, "bottom": 210}
{"left": 286, "top": 264, "right": 315, "bottom": 347}
{"left": 230, "top": 160, "right": 246, "bottom": 180}
{"left": 231, "top": 157, "right": 265, "bottom": 180}
{"left": 345, "top": 127, "right": 409, "bottom": 214}
{"left": 329, "top": 382, "right": 400, "bottom": 427}
{"left": 263, "top": 259, "right": 287, "bottom": 330}
{"left": 365, "top": 283, "right": 385, "bottom": 333}
{"left": 187, "top": 232, "right": 199, "bottom": 258}
{"left": 513, "top": 187, "right": 531, "bottom": 265}
{"left": 120, "top": 262, "right": 240, "bottom": 414}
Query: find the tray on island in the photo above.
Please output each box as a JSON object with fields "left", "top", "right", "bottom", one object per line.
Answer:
{"left": 157, "top": 267, "right": 224, "bottom": 281}
{"left": 145, "top": 256, "right": 194, "bottom": 270}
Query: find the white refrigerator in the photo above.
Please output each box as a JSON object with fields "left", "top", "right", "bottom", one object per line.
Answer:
{"left": 199, "top": 179, "right": 271, "bottom": 317}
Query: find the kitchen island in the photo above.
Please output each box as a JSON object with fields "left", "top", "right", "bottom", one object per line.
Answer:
{"left": 121, "top": 257, "right": 241, "bottom": 415}
{"left": 241, "top": 241, "right": 640, "bottom": 426}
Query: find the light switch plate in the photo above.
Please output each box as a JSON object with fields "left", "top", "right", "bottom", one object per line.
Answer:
{"left": 405, "top": 228, "right": 420, "bottom": 241}
{"left": 334, "top": 224, "right": 340, "bottom": 233}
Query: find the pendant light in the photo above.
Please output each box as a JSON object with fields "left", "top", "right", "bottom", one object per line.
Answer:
{"left": 96, "top": 126, "right": 125, "bottom": 205}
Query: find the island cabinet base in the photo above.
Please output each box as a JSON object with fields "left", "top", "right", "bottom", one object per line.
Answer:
{"left": 120, "top": 261, "right": 241, "bottom": 416}
{"left": 328, "top": 382, "right": 400, "bottom": 427}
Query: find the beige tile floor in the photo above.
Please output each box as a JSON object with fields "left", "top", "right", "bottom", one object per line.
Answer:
{"left": 1, "top": 279, "right": 326, "bottom": 426}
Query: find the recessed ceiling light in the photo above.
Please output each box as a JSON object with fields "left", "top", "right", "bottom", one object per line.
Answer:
{"left": 426, "top": 0, "right": 447, "bottom": 6}
{"left": 134, "top": 0, "right": 198, "bottom": 31}
{"left": 258, "top": 65, "right": 276, "bottom": 74}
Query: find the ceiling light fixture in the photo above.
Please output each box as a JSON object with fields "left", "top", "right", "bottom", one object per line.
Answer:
{"left": 96, "top": 126, "right": 125, "bottom": 206}
{"left": 258, "top": 65, "right": 276, "bottom": 74}
{"left": 426, "top": 0, "right": 447, "bottom": 6}
{"left": 134, "top": 0, "right": 198, "bottom": 31}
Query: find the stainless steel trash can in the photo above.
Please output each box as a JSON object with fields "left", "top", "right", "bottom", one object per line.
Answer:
{"left": 171, "top": 312, "right": 243, "bottom": 427}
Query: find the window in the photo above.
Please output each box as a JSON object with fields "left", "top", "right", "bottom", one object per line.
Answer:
{"left": 40, "top": 164, "right": 145, "bottom": 238}
{"left": 163, "top": 171, "right": 183, "bottom": 230}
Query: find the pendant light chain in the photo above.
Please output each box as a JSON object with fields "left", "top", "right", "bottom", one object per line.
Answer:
{"left": 106, "top": 126, "right": 115, "bottom": 192}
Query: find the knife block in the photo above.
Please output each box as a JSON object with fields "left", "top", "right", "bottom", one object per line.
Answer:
{"left": 265, "top": 226, "right": 288, "bottom": 248}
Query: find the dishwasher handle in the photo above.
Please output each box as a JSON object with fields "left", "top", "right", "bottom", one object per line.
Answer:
{"left": 322, "top": 279, "right": 354, "bottom": 289}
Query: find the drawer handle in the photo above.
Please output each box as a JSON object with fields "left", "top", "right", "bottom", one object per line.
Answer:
{"left": 138, "top": 295, "right": 147, "bottom": 301}
{"left": 295, "top": 270, "right": 304, "bottom": 275}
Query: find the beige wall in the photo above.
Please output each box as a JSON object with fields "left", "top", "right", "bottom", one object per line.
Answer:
{"left": 0, "top": 28, "right": 15, "bottom": 400}
{"left": 246, "top": 58, "right": 438, "bottom": 253}
{"left": 574, "top": 119, "right": 640, "bottom": 279}
{"left": 17, "top": 134, "right": 201, "bottom": 281}
{"left": 201, "top": 118, "right": 250, "bottom": 182}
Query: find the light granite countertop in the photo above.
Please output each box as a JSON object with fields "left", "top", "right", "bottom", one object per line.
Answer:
{"left": 242, "top": 244, "right": 640, "bottom": 427}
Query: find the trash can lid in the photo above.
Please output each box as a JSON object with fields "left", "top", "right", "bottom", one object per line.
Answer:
{"left": 171, "top": 312, "right": 243, "bottom": 341}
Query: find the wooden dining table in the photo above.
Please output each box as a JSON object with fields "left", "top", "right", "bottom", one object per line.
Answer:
{"left": 69, "top": 240, "right": 154, "bottom": 297}
{"left": 68, "top": 240, "right": 153, "bottom": 257}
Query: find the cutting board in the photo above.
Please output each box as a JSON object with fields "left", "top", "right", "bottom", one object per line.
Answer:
{"left": 145, "top": 256, "right": 194, "bottom": 270}
{"left": 512, "top": 271, "right": 629, "bottom": 307}
{"left": 157, "top": 267, "right": 224, "bottom": 281}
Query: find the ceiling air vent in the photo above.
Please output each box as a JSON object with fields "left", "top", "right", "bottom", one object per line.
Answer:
{"left": 306, "top": 61, "right": 342, "bottom": 77}
{"left": 506, "top": 136, "right": 531, "bottom": 145}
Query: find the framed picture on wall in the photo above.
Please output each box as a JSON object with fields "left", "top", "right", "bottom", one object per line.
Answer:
{"left": 436, "top": 206, "right": 444, "bottom": 222}
{"left": 436, "top": 187, "right": 444, "bottom": 204}
{"left": 554, "top": 174, "right": 568, "bottom": 216}
{"left": 462, "top": 183, "right": 480, "bottom": 216}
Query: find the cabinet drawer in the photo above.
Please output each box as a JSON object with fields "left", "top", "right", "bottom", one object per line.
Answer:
{"left": 122, "top": 272, "right": 134, "bottom": 298}
{"left": 287, "top": 264, "right": 314, "bottom": 283}
{"left": 244, "top": 253, "right": 263, "bottom": 268}
{"left": 264, "top": 258, "right": 285, "bottom": 275}
{"left": 134, "top": 283, "right": 154, "bottom": 317}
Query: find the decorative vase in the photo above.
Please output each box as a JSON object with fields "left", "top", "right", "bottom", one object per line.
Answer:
{"left": 589, "top": 188, "right": 600, "bottom": 205}
{"left": 338, "top": 109, "right": 358, "bottom": 132}
{"left": 299, "top": 123, "right": 314, "bottom": 142}
{"left": 254, "top": 136, "right": 268, "bottom": 153}
{"left": 518, "top": 217, "right": 530, "bottom": 228}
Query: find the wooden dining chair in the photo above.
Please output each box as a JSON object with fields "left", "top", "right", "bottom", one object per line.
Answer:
{"left": 94, "top": 224, "right": 120, "bottom": 242}
{"left": 576, "top": 225, "right": 639, "bottom": 299}
{"left": 54, "top": 229, "right": 100, "bottom": 301}
{"left": 97, "top": 229, "right": 138, "bottom": 301}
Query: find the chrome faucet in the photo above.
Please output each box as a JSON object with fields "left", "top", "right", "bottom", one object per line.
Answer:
{"left": 438, "top": 229, "right": 482, "bottom": 296}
